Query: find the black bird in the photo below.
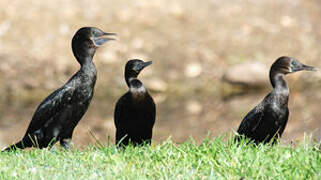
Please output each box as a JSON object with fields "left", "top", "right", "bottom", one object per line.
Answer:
{"left": 114, "top": 59, "right": 156, "bottom": 147}
{"left": 236, "top": 56, "right": 317, "bottom": 144}
{"left": 4, "top": 27, "right": 116, "bottom": 151}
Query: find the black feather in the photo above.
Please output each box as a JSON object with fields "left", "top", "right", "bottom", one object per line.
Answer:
{"left": 236, "top": 56, "right": 315, "bottom": 144}
{"left": 3, "top": 27, "right": 115, "bottom": 151}
{"left": 114, "top": 59, "right": 156, "bottom": 147}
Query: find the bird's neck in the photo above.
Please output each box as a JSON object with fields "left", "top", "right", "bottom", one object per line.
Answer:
{"left": 270, "top": 70, "right": 289, "bottom": 98}
{"left": 127, "top": 77, "right": 146, "bottom": 96}
{"left": 79, "top": 56, "right": 94, "bottom": 67}
{"left": 73, "top": 45, "right": 96, "bottom": 66}
{"left": 79, "top": 57, "right": 96, "bottom": 78}
{"left": 125, "top": 71, "right": 138, "bottom": 87}
{"left": 76, "top": 54, "right": 93, "bottom": 66}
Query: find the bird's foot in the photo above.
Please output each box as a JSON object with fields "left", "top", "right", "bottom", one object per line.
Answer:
{"left": 60, "top": 139, "right": 72, "bottom": 150}
{"left": 49, "top": 146, "right": 57, "bottom": 153}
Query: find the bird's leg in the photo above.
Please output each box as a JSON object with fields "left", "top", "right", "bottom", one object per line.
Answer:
{"left": 49, "top": 145, "right": 57, "bottom": 152}
{"left": 60, "top": 138, "right": 72, "bottom": 150}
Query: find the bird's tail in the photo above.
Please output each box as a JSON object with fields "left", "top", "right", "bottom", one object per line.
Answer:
{"left": 2, "top": 140, "right": 29, "bottom": 152}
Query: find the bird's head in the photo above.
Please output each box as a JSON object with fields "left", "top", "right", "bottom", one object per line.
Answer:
{"left": 125, "top": 59, "right": 153, "bottom": 77}
{"left": 124, "top": 59, "right": 152, "bottom": 87}
{"left": 72, "top": 27, "right": 116, "bottom": 63}
{"left": 271, "top": 56, "right": 317, "bottom": 75}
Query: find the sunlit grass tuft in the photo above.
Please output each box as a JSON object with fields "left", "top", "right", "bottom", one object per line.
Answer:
{"left": 0, "top": 136, "right": 320, "bottom": 179}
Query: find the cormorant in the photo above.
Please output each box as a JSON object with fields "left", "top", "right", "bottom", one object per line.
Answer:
{"left": 114, "top": 59, "right": 156, "bottom": 147}
{"left": 4, "top": 27, "right": 116, "bottom": 151}
{"left": 236, "top": 56, "right": 317, "bottom": 144}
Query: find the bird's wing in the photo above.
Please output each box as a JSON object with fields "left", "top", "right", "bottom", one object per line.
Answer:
{"left": 237, "top": 102, "right": 265, "bottom": 135}
{"left": 114, "top": 94, "right": 126, "bottom": 129}
{"left": 147, "top": 95, "right": 156, "bottom": 129}
{"left": 276, "top": 107, "right": 289, "bottom": 136}
{"left": 25, "top": 85, "right": 75, "bottom": 134}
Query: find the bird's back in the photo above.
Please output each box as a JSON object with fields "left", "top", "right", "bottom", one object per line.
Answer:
{"left": 24, "top": 68, "right": 96, "bottom": 141}
{"left": 237, "top": 92, "right": 289, "bottom": 144}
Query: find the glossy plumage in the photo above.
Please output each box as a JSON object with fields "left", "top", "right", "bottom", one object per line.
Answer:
{"left": 114, "top": 59, "right": 156, "bottom": 147}
{"left": 4, "top": 27, "right": 116, "bottom": 151}
{"left": 236, "top": 56, "right": 317, "bottom": 144}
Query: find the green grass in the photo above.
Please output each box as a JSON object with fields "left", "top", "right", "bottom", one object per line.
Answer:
{"left": 0, "top": 136, "right": 320, "bottom": 179}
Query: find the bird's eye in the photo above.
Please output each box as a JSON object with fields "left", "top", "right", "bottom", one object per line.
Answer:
{"left": 93, "top": 31, "right": 98, "bottom": 36}
{"left": 292, "top": 61, "right": 297, "bottom": 67}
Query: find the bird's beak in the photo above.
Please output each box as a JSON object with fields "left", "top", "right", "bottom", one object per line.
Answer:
{"left": 142, "top": 61, "right": 153, "bottom": 69}
{"left": 135, "top": 61, "right": 152, "bottom": 72}
{"left": 93, "top": 32, "right": 117, "bottom": 47}
{"left": 301, "top": 64, "right": 318, "bottom": 71}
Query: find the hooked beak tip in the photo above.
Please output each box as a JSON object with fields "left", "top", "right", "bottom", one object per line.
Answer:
{"left": 304, "top": 65, "right": 318, "bottom": 72}
{"left": 139, "top": 61, "right": 153, "bottom": 70}
{"left": 312, "top": 67, "right": 318, "bottom": 71}
{"left": 144, "top": 61, "right": 153, "bottom": 67}
{"left": 103, "top": 32, "right": 117, "bottom": 36}
{"left": 93, "top": 32, "right": 118, "bottom": 46}
{"left": 102, "top": 32, "right": 118, "bottom": 41}
{"left": 105, "top": 37, "right": 117, "bottom": 41}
